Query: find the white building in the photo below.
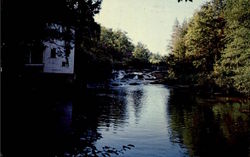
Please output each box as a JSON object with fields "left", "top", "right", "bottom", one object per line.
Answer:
{"left": 25, "top": 24, "right": 75, "bottom": 74}
{"left": 43, "top": 39, "right": 74, "bottom": 74}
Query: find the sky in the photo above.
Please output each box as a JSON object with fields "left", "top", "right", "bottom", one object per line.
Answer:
{"left": 94, "top": 0, "right": 209, "bottom": 55}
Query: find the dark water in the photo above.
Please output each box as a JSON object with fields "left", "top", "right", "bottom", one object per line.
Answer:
{"left": 50, "top": 84, "right": 249, "bottom": 157}
{"left": 3, "top": 73, "right": 250, "bottom": 157}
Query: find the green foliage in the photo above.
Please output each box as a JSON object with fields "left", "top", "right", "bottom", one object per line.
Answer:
{"left": 149, "top": 53, "right": 163, "bottom": 65}
{"left": 169, "top": 19, "right": 188, "bottom": 61}
{"left": 185, "top": 2, "right": 225, "bottom": 85}
{"left": 99, "top": 27, "right": 134, "bottom": 66}
{"left": 90, "top": 26, "right": 155, "bottom": 71}
{"left": 133, "top": 42, "right": 152, "bottom": 62}
{"left": 167, "top": 18, "right": 196, "bottom": 84}
{"left": 132, "top": 42, "right": 152, "bottom": 65}
{"left": 214, "top": 0, "right": 250, "bottom": 96}
{"left": 166, "top": 0, "right": 250, "bottom": 96}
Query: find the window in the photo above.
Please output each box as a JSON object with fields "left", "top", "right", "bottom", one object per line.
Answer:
{"left": 50, "top": 48, "right": 56, "bottom": 58}
{"left": 62, "top": 61, "right": 66, "bottom": 67}
{"left": 62, "top": 61, "right": 69, "bottom": 67}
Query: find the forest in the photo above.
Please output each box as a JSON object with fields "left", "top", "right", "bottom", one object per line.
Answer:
{"left": 166, "top": 0, "right": 250, "bottom": 96}
{"left": 95, "top": 0, "right": 250, "bottom": 97}
{"left": 2, "top": 0, "right": 250, "bottom": 96}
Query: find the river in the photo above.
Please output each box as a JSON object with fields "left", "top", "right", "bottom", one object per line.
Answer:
{"left": 46, "top": 70, "right": 249, "bottom": 157}
{"left": 3, "top": 71, "right": 249, "bottom": 157}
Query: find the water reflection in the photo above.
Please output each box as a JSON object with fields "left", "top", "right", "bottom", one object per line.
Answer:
{"left": 12, "top": 83, "right": 249, "bottom": 156}
{"left": 63, "top": 88, "right": 130, "bottom": 156}
{"left": 167, "top": 89, "right": 250, "bottom": 157}
{"left": 49, "top": 85, "right": 250, "bottom": 157}
{"left": 129, "top": 87, "right": 144, "bottom": 123}
{"left": 95, "top": 85, "right": 180, "bottom": 157}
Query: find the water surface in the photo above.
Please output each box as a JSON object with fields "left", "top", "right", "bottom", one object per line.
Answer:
{"left": 4, "top": 71, "right": 249, "bottom": 157}
{"left": 51, "top": 82, "right": 249, "bottom": 157}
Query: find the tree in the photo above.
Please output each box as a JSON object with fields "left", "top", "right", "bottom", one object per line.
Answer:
{"left": 214, "top": 0, "right": 250, "bottom": 95}
{"left": 149, "top": 53, "right": 163, "bottom": 65}
{"left": 184, "top": 2, "right": 225, "bottom": 86}
{"left": 169, "top": 19, "right": 188, "bottom": 60}
{"left": 132, "top": 42, "right": 152, "bottom": 65}
{"left": 2, "top": 0, "right": 104, "bottom": 85}
{"left": 2, "top": 0, "right": 102, "bottom": 73}
{"left": 167, "top": 0, "right": 250, "bottom": 96}
{"left": 166, "top": 19, "right": 194, "bottom": 84}
{"left": 98, "top": 27, "right": 134, "bottom": 68}
{"left": 169, "top": 19, "right": 180, "bottom": 52}
{"left": 166, "top": 1, "right": 226, "bottom": 87}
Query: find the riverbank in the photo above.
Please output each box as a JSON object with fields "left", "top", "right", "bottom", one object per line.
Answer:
{"left": 4, "top": 67, "right": 249, "bottom": 101}
{"left": 132, "top": 69, "right": 250, "bottom": 99}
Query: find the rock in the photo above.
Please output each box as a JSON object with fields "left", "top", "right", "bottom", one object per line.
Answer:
{"left": 150, "top": 81, "right": 161, "bottom": 84}
{"left": 123, "top": 73, "right": 136, "bottom": 79}
{"left": 138, "top": 75, "right": 144, "bottom": 79}
{"left": 150, "top": 79, "right": 165, "bottom": 84}
{"left": 129, "top": 82, "right": 140, "bottom": 85}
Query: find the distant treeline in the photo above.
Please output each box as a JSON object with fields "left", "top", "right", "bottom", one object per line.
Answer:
{"left": 166, "top": 0, "right": 250, "bottom": 96}
{"left": 94, "top": 27, "right": 166, "bottom": 69}
{"left": 84, "top": 25, "right": 171, "bottom": 82}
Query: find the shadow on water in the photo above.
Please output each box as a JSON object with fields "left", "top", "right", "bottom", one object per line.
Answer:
{"left": 167, "top": 88, "right": 250, "bottom": 157}
{"left": 2, "top": 76, "right": 133, "bottom": 157}
{"left": 49, "top": 87, "right": 134, "bottom": 156}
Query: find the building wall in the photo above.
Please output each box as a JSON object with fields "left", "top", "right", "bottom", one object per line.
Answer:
{"left": 43, "top": 40, "right": 74, "bottom": 74}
